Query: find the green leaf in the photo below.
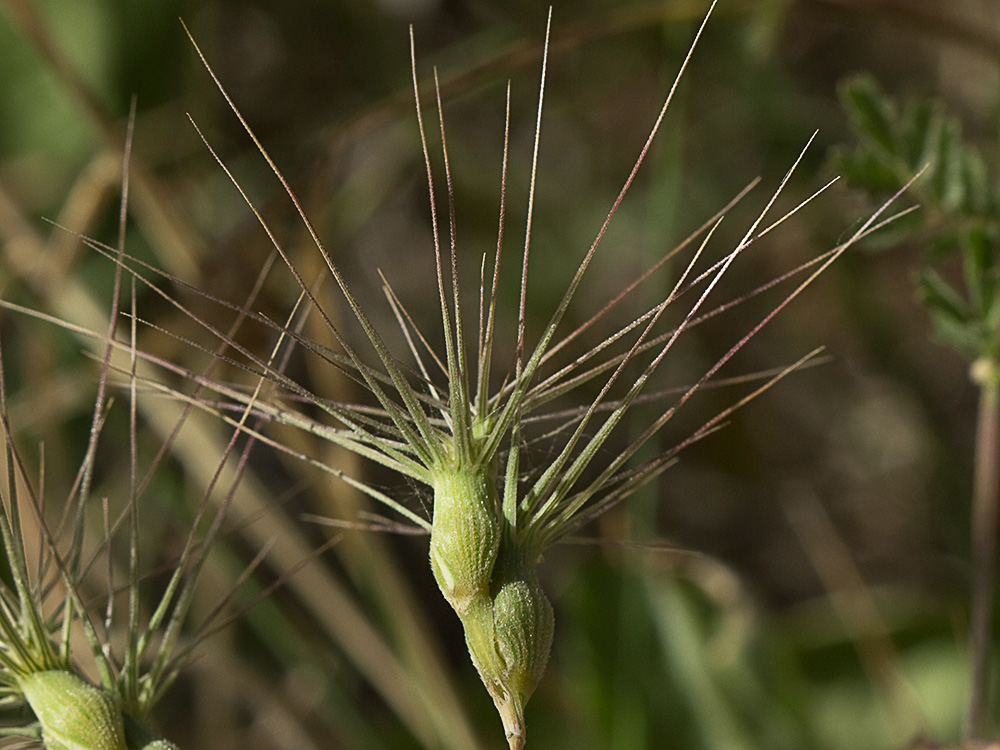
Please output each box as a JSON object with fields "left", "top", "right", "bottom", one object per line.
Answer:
{"left": 918, "top": 269, "right": 989, "bottom": 356}
{"left": 960, "top": 147, "right": 995, "bottom": 217}
{"left": 829, "top": 144, "right": 902, "bottom": 195}
{"left": 900, "top": 97, "right": 940, "bottom": 170}
{"left": 839, "top": 74, "right": 899, "bottom": 159}
{"left": 926, "top": 230, "right": 963, "bottom": 262}
{"left": 962, "top": 223, "right": 994, "bottom": 312}
{"left": 929, "top": 118, "right": 966, "bottom": 211}
{"left": 917, "top": 268, "right": 970, "bottom": 328}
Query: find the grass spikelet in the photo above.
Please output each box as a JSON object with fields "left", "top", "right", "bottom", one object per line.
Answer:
{"left": 0, "top": 106, "right": 273, "bottom": 750}
{"left": 0, "top": 5, "right": 921, "bottom": 748}
{"left": 145, "top": 4, "right": 919, "bottom": 746}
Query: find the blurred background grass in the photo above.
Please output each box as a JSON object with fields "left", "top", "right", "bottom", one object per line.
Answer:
{"left": 0, "top": 0, "right": 998, "bottom": 748}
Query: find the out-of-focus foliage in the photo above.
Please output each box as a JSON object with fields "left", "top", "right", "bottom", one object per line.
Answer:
{"left": 832, "top": 73, "right": 1000, "bottom": 362}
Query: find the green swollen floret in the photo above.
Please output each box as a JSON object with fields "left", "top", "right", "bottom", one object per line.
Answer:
{"left": 19, "top": 670, "right": 126, "bottom": 750}
{"left": 18, "top": 670, "right": 181, "bottom": 750}
{"left": 430, "top": 459, "right": 554, "bottom": 749}
{"left": 428, "top": 449, "right": 552, "bottom": 747}
{"left": 430, "top": 464, "right": 502, "bottom": 614}
{"left": 471, "top": 539, "right": 554, "bottom": 750}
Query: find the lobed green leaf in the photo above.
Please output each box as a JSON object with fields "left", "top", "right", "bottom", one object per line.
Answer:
{"left": 840, "top": 74, "right": 900, "bottom": 160}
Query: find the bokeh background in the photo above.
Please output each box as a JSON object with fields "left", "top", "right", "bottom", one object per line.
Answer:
{"left": 0, "top": 0, "right": 997, "bottom": 748}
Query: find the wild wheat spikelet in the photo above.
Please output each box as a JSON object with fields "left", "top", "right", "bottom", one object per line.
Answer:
{"left": 20, "top": 670, "right": 127, "bottom": 750}
{"left": 430, "top": 465, "right": 502, "bottom": 614}
{"left": 430, "top": 464, "right": 553, "bottom": 750}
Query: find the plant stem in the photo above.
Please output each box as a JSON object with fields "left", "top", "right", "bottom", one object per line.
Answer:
{"left": 967, "top": 359, "right": 1000, "bottom": 740}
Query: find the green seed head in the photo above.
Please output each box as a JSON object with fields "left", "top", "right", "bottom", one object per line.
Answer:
{"left": 457, "top": 541, "right": 553, "bottom": 750}
{"left": 429, "top": 467, "right": 502, "bottom": 613}
{"left": 492, "top": 550, "right": 554, "bottom": 710}
{"left": 19, "top": 670, "right": 127, "bottom": 750}
{"left": 429, "top": 460, "right": 553, "bottom": 747}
